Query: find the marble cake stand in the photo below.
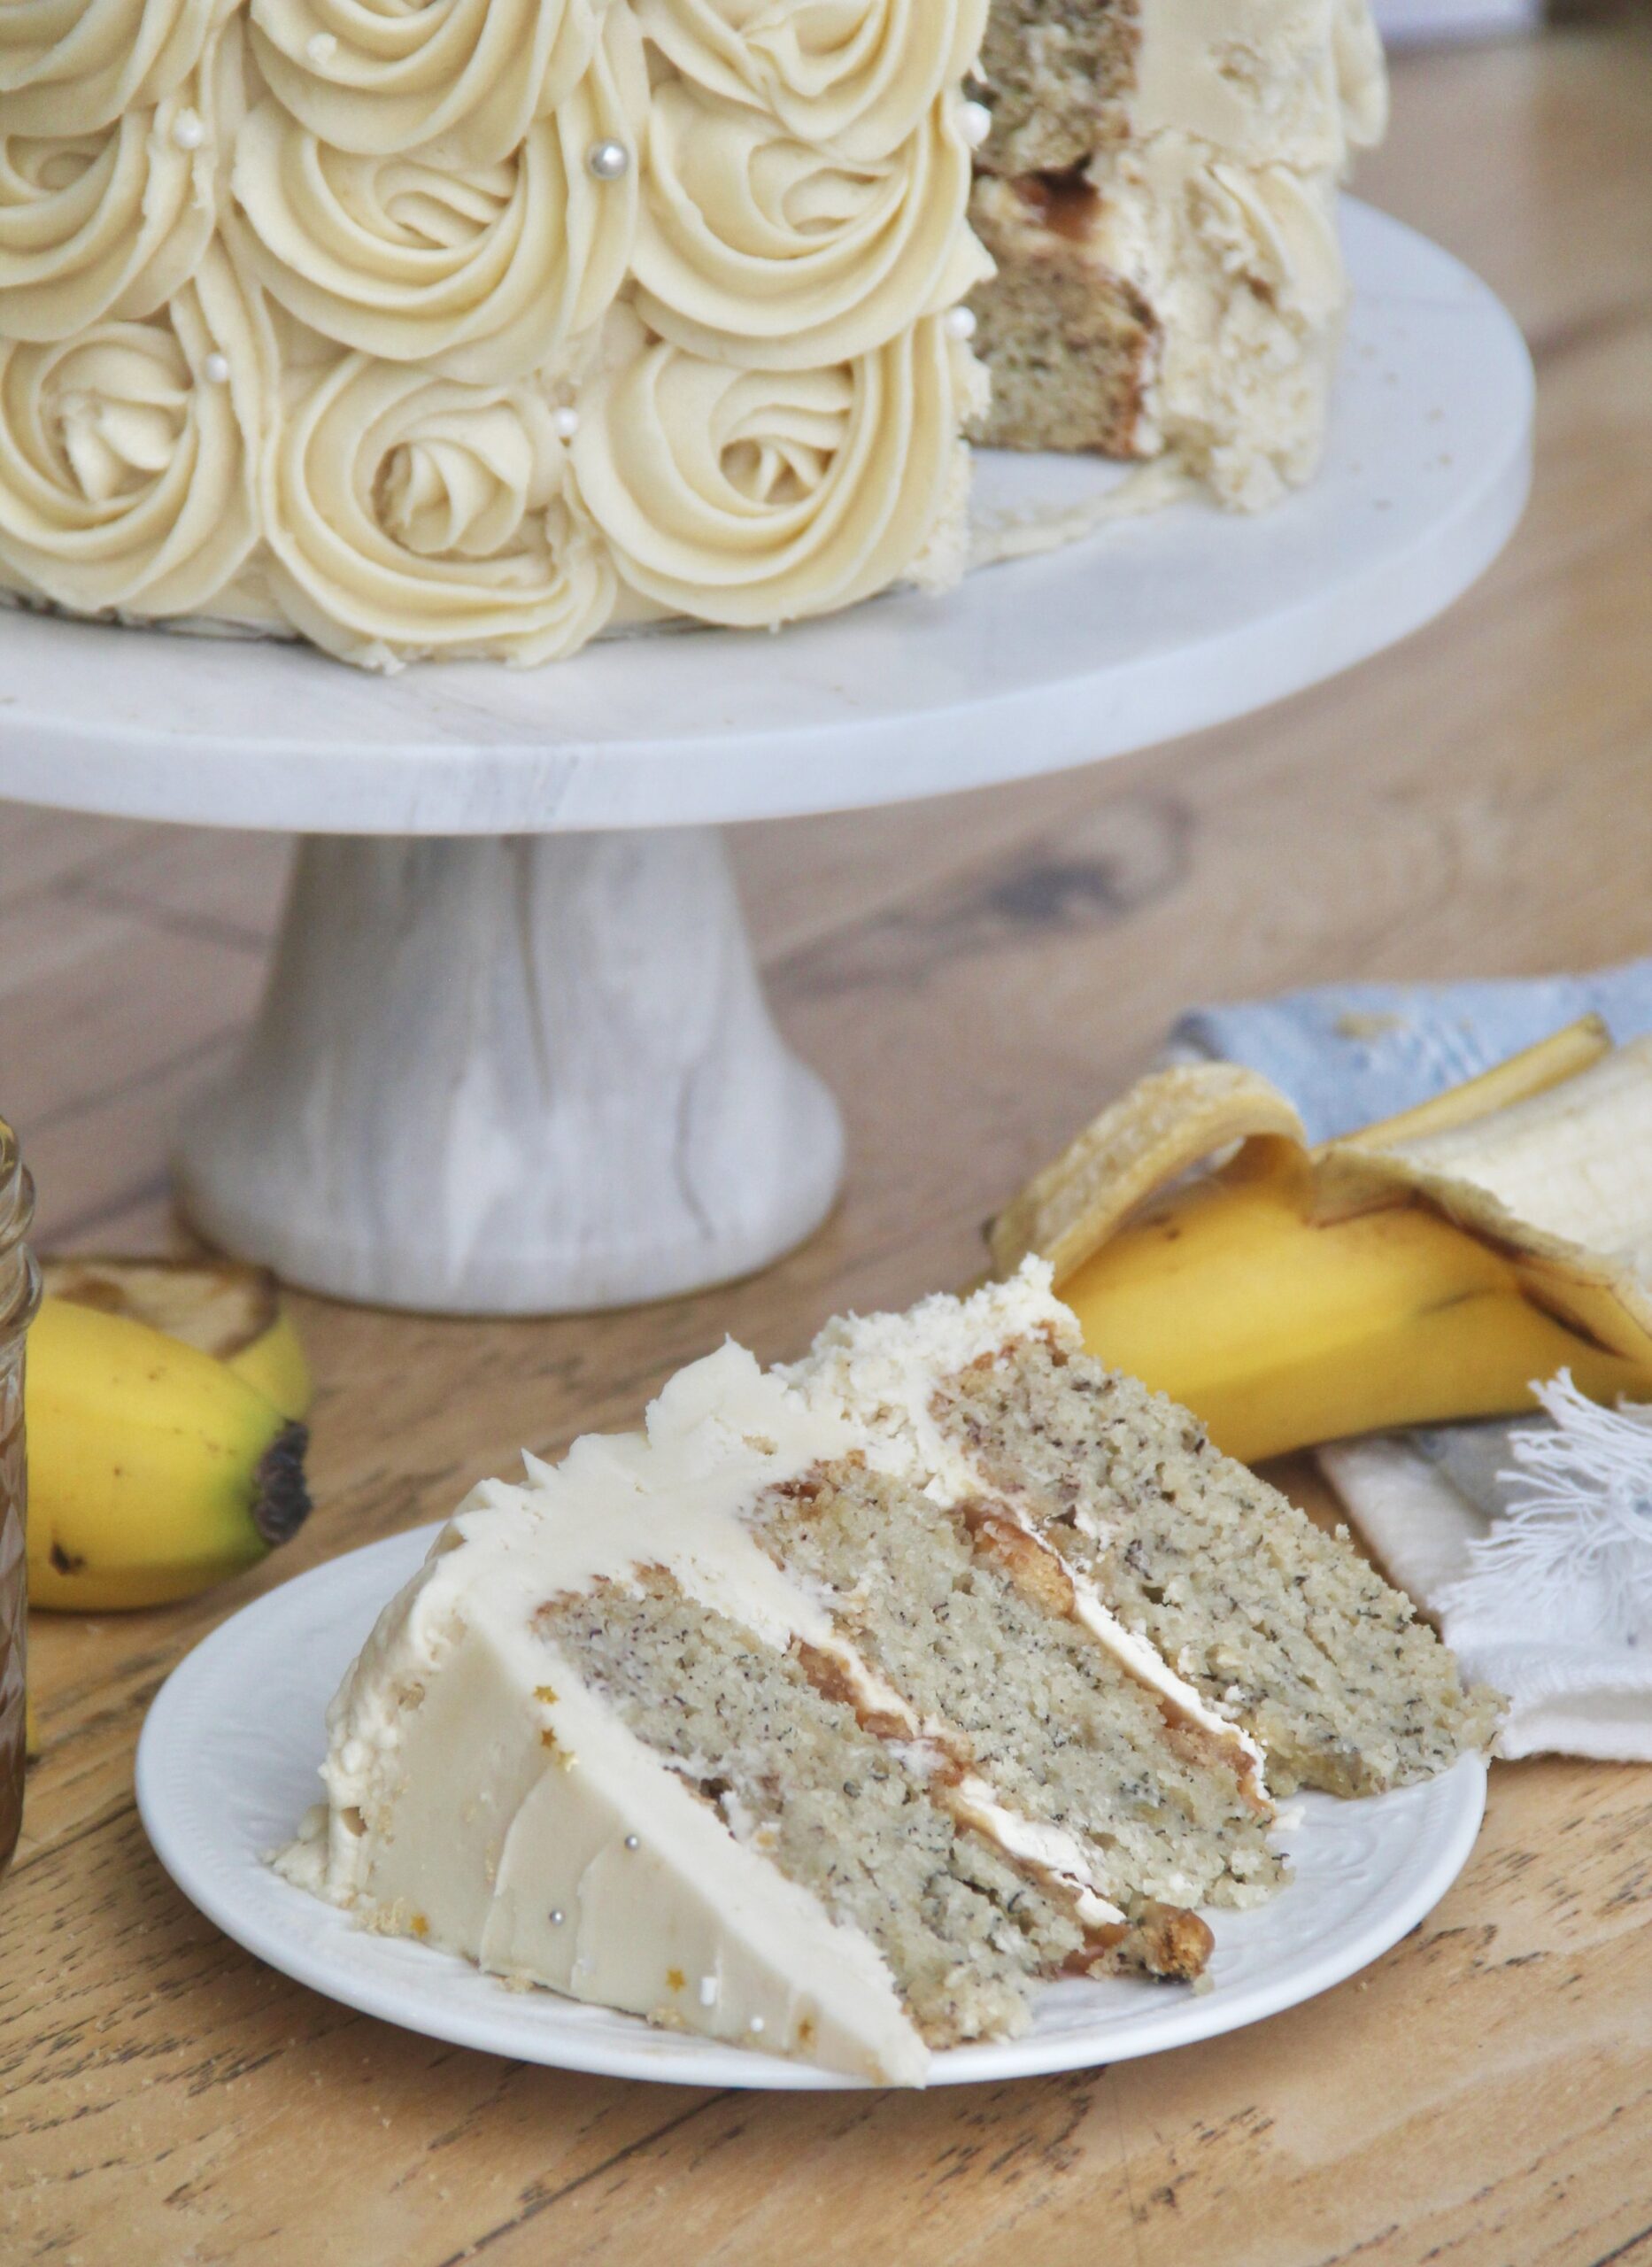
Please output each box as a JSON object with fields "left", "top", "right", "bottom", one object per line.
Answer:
{"left": 0, "top": 203, "right": 1532, "bottom": 1313}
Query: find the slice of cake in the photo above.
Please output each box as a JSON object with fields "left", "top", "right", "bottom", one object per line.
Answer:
{"left": 966, "top": 0, "right": 1389, "bottom": 507}
{"left": 280, "top": 1333, "right": 1295, "bottom": 2082}
{"left": 280, "top": 1268, "right": 1492, "bottom": 2080}
{"left": 790, "top": 1264, "right": 1501, "bottom": 1797}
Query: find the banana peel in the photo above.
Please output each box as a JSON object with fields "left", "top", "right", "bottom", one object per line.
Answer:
{"left": 991, "top": 1018, "right": 1652, "bottom": 1465}
{"left": 27, "top": 1260, "right": 313, "bottom": 1612}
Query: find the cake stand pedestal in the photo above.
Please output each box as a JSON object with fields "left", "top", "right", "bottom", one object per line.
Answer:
{"left": 0, "top": 205, "right": 1533, "bottom": 1313}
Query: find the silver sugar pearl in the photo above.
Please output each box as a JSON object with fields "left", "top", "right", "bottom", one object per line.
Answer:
{"left": 959, "top": 99, "right": 992, "bottom": 150}
{"left": 550, "top": 1908, "right": 566, "bottom": 1926}
{"left": 171, "top": 110, "right": 205, "bottom": 151}
{"left": 552, "top": 405, "right": 581, "bottom": 443}
{"left": 623, "top": 1833, "right": 640, "bottom": 1850}
{"left": 944, "top": 305, "right": 978, "bottom": 343}
{"left": 587, "top": 138, "right": 631, "bottom": 182}
{"left": 203, "top": 352, "right": 231, "bottom": 385}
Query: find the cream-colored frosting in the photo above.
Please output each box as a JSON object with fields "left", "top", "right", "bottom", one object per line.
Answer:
{"left": 0, "top": 0, "right": 228, "bottom": 137}
{"left": 0, "top": 63, "right": 220, "bottom": 341}
{"left": 262, "top": 351, "right": 618, "bottom": 669}
{"left": 1133, "top": 0, "right": 1386, "bottom": 168}
{"left": 637, "top": 0, "right": 989, "bottom": 162}
{"left": 571, "top": 304, "right": 961, "bottom": 628}
{"left": 0, "top": 0, "right": 986, "bottom": 662}
{"left": 0, "top": 236, "right": 261, "bottom": 615}
{"left": 231, "top": 10, "right": 645, "bottom": 383}
{"left": 248, "top": 0, "right": 603, "bottom": 166}
{"left": 632, "top": 83, "right": 990, "bottom": 369}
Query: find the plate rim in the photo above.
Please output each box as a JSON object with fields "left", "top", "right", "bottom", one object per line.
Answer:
{"left": 136, "top": 1524, "right": 1489, "bottom": 2092}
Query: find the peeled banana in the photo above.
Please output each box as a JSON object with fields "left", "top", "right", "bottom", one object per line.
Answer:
{"left": 992, "top": 1020, "right": 1652, "bottom": 1465}
{"left": 27, "top": 1262, "right": 312, "bottom": 1612}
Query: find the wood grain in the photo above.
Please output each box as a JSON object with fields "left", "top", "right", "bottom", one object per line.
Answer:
{"left": 5, "top": 17, "right": 1652, "bottom": 2263}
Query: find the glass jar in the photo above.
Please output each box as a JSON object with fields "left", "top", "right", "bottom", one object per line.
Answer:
{"left": 0, "top": 1122, "right": 40, "bottom": 1879}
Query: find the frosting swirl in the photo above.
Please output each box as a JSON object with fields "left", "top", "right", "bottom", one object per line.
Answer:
{"left": 633, "top": 81, "right": 988, "bottom": 368}
{"left": 0, "top": 0, "right": 226, "bottom": 136}
{"left": 636, "top": 0, "right": 988, "bottom": 161}
{"left": 250, "top": 0, "right": 604, "bottom": 166}
{"left": 264, "top": 354, "right": 617, "bottom": 666}
{"left": 232, "top": 12, "right": 643, "bottom": 383}
{"left": 0, "top": 238, "right": 260, "bottom": 615}
{"left": 571, "top": 307, "right": 958, "bottom": 625}
{"left": 0, "top": 27, "right": 234, "bottom": 342}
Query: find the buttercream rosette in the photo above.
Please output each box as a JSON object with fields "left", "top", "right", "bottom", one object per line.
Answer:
{"left": 0, "top": 0, "right": 228, "bottom": 137}
{"left": 633, "top": 81, "right": 990, "bottom": 368}
{"left": 0, "top": 238, "right": 262, "bottom": 616}
{"left": 249, "top": 0, "right": 604, "bottom": 166}
{"left": 264, "top": 353, "right": 617, "bottom": 666}
{"left": 232, "top": 8, "right": 645, "bottom": 384}
{"left": 571, "top": 309, "right": 960, "bottom": 627}
{"left": 637, "top": 0, "right": 988, "bottom": 161}
{"left": 0, "top": 15, "right": 243, "bottom": 344}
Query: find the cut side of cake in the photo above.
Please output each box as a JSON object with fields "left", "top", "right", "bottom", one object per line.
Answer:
{"left": 790, "top": 1265, "right": 1501, "bottom": 1798}
{"left": 966, "top": 0, "right": 1389, "bottom": 507}
{"left": 279, "top": 1266, "right": 1494, "bottom": 2081}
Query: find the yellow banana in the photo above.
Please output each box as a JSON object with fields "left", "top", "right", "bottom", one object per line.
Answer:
{"left": 993, "top": 1022, "right": 1652, "bottom": 1466}
{"left": 38, "top": 1256, "right": 313, "bottom": 1420}
{"left": 26, "top": 1297, "right": 311, "bottom": 1611}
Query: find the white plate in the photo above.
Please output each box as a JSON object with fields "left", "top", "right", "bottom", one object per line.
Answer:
{"left": 137, "top": 1527, "right": 1487, "bottom": 2091}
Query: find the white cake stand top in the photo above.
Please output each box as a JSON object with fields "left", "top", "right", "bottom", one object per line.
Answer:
{"left": 0, "top": 201, "right": 1531, "bottom": 838}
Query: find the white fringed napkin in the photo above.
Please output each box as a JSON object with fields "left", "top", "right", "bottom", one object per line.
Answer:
{"left": 1322, "top": 1378, "right": 1652, "bottom": 1761}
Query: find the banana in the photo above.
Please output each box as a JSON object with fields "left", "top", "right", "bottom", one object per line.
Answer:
{"left": 992, "top": 1022, "right": 1652, "bottom": 1465}
{"left": 38, "top": 1256, "right": 313, "bottom": 1421}
{"left": 26, "top": 1296, "right": 311, "bottom": 1612}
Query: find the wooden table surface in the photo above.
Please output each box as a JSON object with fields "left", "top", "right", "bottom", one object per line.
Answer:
{"left": 6, "top": 15, "right": 1652, "bottom": 2263}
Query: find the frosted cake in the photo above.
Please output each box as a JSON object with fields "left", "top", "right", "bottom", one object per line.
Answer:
{"left": 278, "top": 1263, "right": 1494, "bottom": 2084}
{"left": 0, "top": 0, "right": 992, "bottom": 666}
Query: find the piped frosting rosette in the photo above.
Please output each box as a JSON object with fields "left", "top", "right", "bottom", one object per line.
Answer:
{"left": 0, "top": 17, "right": 242, "bottom": 343}
{"left": 0, "top": 238, "right": 261, "bottom": 616}
{"left": 633, "top": 81, "right": 990, "bottom": 368}
{"left": 232, "top": 9, "right": 645, "bottom": 384}
{"left": 249, "top": 0, "right": 604, "bottom": 166}
{"left": 264, "top": 353, "right": 618, "bottom": 667}
{"left": 572, "top": 308, "right": 959, "bottom": 626}
{"left": 637, "top": 0, "right": 989, "bottom": 162}
{"left": 0, "top": 0, "right": 228, "bottom": 136}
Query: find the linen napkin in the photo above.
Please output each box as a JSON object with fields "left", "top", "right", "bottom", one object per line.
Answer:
{"left": 1167, "top": 958, "right": 1652, "bottom": 1760}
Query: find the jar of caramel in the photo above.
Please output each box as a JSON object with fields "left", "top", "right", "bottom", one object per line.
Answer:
{"left": 0, "top": 1122, "right": 40, "bottom": 1879}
